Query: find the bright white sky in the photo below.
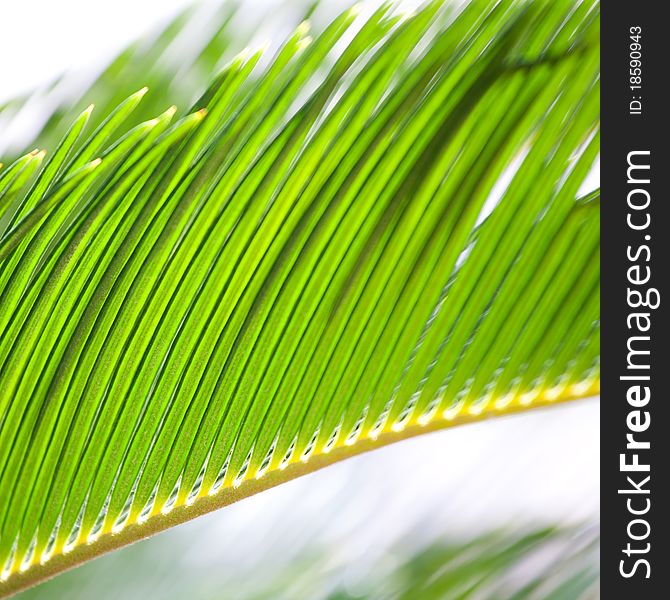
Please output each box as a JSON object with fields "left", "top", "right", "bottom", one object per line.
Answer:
{"left": 1, "top": 0, "right": 196, "bottom": 102}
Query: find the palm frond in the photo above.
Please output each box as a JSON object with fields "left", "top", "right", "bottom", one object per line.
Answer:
{"left": 0, "top": 0, "right": 599, "bottom": 594}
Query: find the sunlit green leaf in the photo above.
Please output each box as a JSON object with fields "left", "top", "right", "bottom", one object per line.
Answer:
{"left": 0, "top": 0, "right": 599, "bottom": 595}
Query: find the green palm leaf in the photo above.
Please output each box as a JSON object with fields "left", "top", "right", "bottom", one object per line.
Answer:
{"left": 0, "top": 0, "right": 599, "bottom": 595}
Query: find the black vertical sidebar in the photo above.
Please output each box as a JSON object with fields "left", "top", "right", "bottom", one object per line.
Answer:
{"left": 601, "top": 1, "right": 668, "bottom": 597}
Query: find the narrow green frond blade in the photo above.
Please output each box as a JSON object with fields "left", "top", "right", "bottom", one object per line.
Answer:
{"left": 0, "top": 1, "right": 600, "bottom": 594}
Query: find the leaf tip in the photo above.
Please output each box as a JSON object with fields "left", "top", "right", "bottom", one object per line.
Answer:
{"left": 399, "top": 7, "right": 417, "bottom": 19}
{"left": 258, "top": 39, "right": 272, "bottom": 53}
{"left": 296, "top": 20, "right": 311, "bottom": 36}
